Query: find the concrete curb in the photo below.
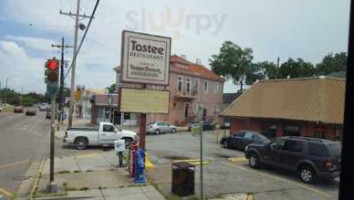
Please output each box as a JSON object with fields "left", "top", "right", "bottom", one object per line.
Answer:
{"left": 30, "top": 159, "right": 46, "bottom": 199}
{"left": 35, "top": 195, "right": 96, "bottom": 200}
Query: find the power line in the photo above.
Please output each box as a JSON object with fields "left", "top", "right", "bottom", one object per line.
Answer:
{"left": 63, "top": 0, "right": 100, "bottom": 80}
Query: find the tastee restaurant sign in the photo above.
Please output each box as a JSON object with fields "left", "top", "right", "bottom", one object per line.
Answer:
{"left": 121, "top": 30, "right": 171, "bottom": 85}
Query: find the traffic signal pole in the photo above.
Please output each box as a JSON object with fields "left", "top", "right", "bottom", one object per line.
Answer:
{"left": 52, "top": 38, "right": 72, "bottom": 125}
{"left": 47, "top": 94, "right": 57, "bottom": 192}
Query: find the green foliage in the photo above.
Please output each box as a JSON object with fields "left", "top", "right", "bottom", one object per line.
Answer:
{"left": 210, "top": 41, "right": 263, "bottom": 92}
{"left": 106, "top": 83, "right": 116, "bottom": 93}
{"left": 316, "top": 52, "right": 347, "bottom": 75}
{"left": 0, "top": 88, "right": 20, "bottom": 105}
{"left": 22, "top": 96, "right": 35, "bottom": 107}
{"left": 253, "top": 61, "right": 278, "bottom": 79}
{"left": 278, "top": 58, "right": 316, "bottom": 78}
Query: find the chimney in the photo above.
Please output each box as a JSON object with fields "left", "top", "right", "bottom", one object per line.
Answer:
{"left": 181, "top": 54, "right": 187, "bottom": 60}
{"left": 196, "top": 58, "right": 202, "bottom": 65}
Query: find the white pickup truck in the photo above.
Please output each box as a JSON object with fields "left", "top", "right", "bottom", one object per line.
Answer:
{"left": 63, "top": 122, "right": 137, "bottom": 150}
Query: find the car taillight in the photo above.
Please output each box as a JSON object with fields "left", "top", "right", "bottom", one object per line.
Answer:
{"left": 324, "top": 160, "right": 334, "bottom": 170}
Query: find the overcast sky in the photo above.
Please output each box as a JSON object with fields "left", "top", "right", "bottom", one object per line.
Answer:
{"left": 0, "top": 0, "right": 350, "bottom": 94}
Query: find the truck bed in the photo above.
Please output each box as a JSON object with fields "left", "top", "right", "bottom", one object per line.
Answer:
{"left": 67, "top": 126, "right": 99, "bottom": 131}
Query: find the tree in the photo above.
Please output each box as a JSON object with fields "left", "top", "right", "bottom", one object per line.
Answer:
{"left": 253, "top": 61, "right": 278, "bottom": 79}
{"left": 210, "top": 41, "right": 262, "bottom": 93}
{"left": 316, "top": 52, "right": 347, "bottom": 75}
{"left": 278, "top": 58, "right": 316, "bottom": 79}
{"left": 106, "top": 83, "right": 116, "bottom": 93}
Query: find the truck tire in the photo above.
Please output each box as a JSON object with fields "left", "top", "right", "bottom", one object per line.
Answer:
{"left": 75, "top": 137, "right": 88, "bottom": 150}
{"left": 299, "top": 166, "right": 316, "bottom": 184}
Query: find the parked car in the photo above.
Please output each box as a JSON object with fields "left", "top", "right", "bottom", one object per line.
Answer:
{"left": 221, "top": 131, "right": 270, "bottom": 150}
{"left": 13, "top": 106, "right": 24, "bottom": 113}
{"left": 220, "top": 121, "right": 231, "bottom": 129}
{"left": 39, "top": 103, "right": 48, "bottom": 111}
{"left": 188, "top": 121, "right": 215, "bottom": 131}
{"left": 25, "top": 108, "right": 37, "bottom": 116}
{"left": 245, "top": 136, "right": 342, "bottom": 183}
{"left": 63, "top": 122, "right": 137, "bottom": 150}
{"left": 147, "top": 121, "right": 177, "bottom": 135}
{"left": 46, "top": 108, "right": 57, "bottom": 119}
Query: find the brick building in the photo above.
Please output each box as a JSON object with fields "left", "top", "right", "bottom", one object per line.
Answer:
{"left": 221, "top": 77, "right": 345, "bottom": 140}
{"left": 91, "top": 55, "right": 224, "bottom": 126}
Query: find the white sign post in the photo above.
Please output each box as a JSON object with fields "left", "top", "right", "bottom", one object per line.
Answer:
{"left": 121, "top": 30, "right": 171, "bottom": 85}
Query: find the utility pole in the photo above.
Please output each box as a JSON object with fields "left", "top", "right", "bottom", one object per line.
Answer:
{"left": 4, "top": 78, "right": 8, "bottom": 108}
{"left": 60, "top": 0, "right": 92, "bottom": 127}
{"left": 52, "top": 38, "right": 73, "bottom": 125}
{"left": 276, "top": 57, "right": 280, "bottom": 78}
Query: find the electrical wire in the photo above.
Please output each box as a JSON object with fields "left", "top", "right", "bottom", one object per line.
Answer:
{"left": 64, "top": 0, "right": 100, "bottom": 79}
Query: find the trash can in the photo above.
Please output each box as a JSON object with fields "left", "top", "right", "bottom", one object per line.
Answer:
{"left": 171, "top": 162, "right": 195, "bottom": 197}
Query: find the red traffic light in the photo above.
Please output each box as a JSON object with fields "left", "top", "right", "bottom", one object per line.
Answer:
{"left": 47, "top": 59, "right": 59, "bottom": 71}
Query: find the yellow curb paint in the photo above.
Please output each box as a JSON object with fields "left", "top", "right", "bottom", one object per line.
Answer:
{"left": 31, "top": 159, "right": 45, "bottom": 199}
{"left": 228, "top": 157, "right": 247, "bottom": 162}
{"left": 0, "top": 160, "right": 30, "bottom": 170}
{"left": 0, "top": 187, "right": 12, "bottom": 197}
{"left": 75, "top": 153, "right": 99, "bottom": 158}
{"left": 228, "top": 163, "right": 332, "bottom": 199}
{"left": 173, "top": 159, "right": 212, "bottom": 166}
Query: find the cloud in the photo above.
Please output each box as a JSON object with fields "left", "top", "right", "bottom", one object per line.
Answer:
{"left": 5, "top": 35, "right": 57, "bottom": 52}
{"left": 0, "top": 0, "right": 350, "bottom": 94}
{"left": 0, "top": 40, "right": 46, "bottom": 93}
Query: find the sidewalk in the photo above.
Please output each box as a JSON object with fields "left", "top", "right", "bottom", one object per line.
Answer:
{"left": 32, "top": 150, "right": 165, "bottom": 200}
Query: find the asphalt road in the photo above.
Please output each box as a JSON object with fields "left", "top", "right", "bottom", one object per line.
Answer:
{"left": 146, "top": 131, "right": 340, "bottom": 200}
{"left": 0, "top": 110, "right": 86, "bottom": 199}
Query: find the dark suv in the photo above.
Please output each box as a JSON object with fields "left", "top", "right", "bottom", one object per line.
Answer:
{"left": 245, "top": 136, "right": 341, "bottom": 183}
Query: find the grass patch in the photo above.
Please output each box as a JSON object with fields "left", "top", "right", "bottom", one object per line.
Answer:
{"left": 85, "top": 169, "right": 94, "bottom": 172}
{"left": 73, "top": 170, "right": 81, "bottom": 173}
{"left": 98, "top": 186, "right": 108, "bottom": 190}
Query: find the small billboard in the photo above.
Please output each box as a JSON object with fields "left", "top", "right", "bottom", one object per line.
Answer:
{"left": 121, "top": 30, "right": 171, "bottom": 85}
{"left": 119, "top": 88, "right": 170, "bottom": 114}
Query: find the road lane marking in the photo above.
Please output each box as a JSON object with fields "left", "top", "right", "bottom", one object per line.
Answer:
{"left": 0, "top": 160, "right": 30, "bottom": 170}
{"left": 0, "top": 187, "right": 12, "bottom": 197}
{"left": 227, "top": 163, "right": 332, "bottom": 199}
{"left": 228, "top": 157, "right": 247, "bottom": 162}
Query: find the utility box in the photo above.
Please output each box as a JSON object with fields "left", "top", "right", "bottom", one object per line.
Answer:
{"left": 114, "top": 139, "right": 125, "bottom": 153}
{"left": 171, "top": 162, "right": 195, "bottom": 197}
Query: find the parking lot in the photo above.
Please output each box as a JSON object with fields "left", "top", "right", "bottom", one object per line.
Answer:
{"left": 145, "top": 130, "right": 340, "bottom": 200}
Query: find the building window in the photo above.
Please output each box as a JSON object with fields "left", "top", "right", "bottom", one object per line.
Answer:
{"left": 193, "top": 79, "right": 199, "bottom": 95}
{"left": 204, "top": 81, "right": 208, "bottom": 93}
{"left": 186, "top": 78, "right": 191, "bottom": 94}
{"left": 214, "top": 83, "right": 219, "bottom": 96}
{"left": 178, "top": 76, "right": 183, "bottom": 92}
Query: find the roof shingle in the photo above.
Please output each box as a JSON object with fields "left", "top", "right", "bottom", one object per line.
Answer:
{"left": 221, "top": 77, "right": 345, "bottom": 124}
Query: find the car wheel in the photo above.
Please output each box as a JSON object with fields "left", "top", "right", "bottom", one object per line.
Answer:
{"left": 299, "top": 166, "right": 316, "bottom": 183}
{"left": 223, "top": 140, "right": 228, "bottom": 148}
{"left": 155, "top": 129, "right": 160, "bottom": 135}
{"left": 75, "top": 137, "right": 88, "bottom": 150}
{"left": 171, "top": 128, "right": 176, "bottom": 134}
{"left": 248, "top": 153, "right": 260, "bottom": 169}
